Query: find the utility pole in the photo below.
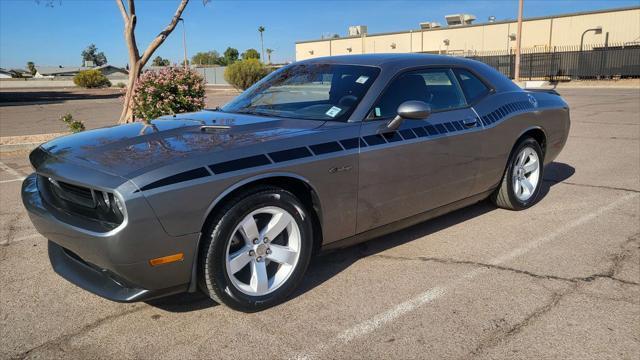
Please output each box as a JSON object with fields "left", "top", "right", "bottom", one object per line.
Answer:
{"left": 179, "top": 18, "right": 188, "bottom": 69}
{"left": 514, "top": 0, "right": 524, "bottom": 81}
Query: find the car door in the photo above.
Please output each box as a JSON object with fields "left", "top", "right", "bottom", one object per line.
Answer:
{"left": 356, "top": 68, "right": 485, "bottom": 233}
{"left": 452, "top": 68, "right": 499, "bottom": 196}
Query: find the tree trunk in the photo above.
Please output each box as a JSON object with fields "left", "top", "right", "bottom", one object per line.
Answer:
{"left": 116, "top": 0, "right": 190, "bottom": 124}
{"left": 260, "top": 33, "right": 264, "bottom": 62}
{"left": 119, "top": 63, "right": 140, "bottom": 123}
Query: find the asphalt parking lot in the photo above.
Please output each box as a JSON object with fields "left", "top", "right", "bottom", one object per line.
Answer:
{"left": 0, "top": 87, "right": 238, "bottom": 136}
{"left": 0, "top": 88, "right": 638, "bottom": 359}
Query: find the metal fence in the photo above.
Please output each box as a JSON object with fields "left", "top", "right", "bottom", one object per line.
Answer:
{"left": 457, "top": 43, "right": 640, "bottom": 80}
{"left": 192, "top": 66, "right": 229, "bottom": 85}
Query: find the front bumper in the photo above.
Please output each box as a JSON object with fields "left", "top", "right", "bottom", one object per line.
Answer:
{"left": 48, "top": 240, "right": 186, "bottom": 302}
{"left": 22, "top": 173, "right": 200, "bottom": 302}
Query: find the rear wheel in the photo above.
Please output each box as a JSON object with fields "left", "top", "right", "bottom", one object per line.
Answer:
{"left": 199, "top": 186, "right": 313, "bottom": 312}
{"left": 491, "top": 138, "right": 544, "bottom": 210}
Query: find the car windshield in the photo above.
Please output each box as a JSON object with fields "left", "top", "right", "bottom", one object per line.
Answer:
{"left": 221, "top": 63, "right": 380, "bottom": 122}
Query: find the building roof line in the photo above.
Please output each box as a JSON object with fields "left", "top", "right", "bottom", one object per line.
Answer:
{"left": 295, "top": 5, "right": 640, "bottom": 44}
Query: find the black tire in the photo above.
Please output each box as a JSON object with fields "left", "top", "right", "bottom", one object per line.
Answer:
{"left": 491, "top": 137, "right": 544, "bottom": 210}
{"left": 198, "top": 186, "right": 313, "bottom": 312}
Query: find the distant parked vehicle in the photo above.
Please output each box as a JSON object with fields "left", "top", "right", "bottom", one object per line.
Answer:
{"left": 22, "top": 54, "right": 570, "bottom": 312}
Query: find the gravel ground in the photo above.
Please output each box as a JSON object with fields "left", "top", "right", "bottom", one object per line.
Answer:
{"left": 0, "top": 88, "right": 638, "bottom": 360}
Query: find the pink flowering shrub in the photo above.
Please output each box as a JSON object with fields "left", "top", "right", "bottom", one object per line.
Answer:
{"left": 132, "top": 66, "right": 206, "bottom": 121}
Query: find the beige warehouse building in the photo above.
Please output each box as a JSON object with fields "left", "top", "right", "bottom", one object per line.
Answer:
{"left": 295, "top": 6, "right": 640, "bottom": 61}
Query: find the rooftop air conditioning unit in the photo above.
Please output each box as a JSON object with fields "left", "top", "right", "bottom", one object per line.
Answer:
{"left": 444, "top": 14, "right": 476, "bottom": 26}
{"left": 419, "top": 22, "right": 442, "bottom": 29}
{"left": 348, "top": 25, "right": 368, "bottom": 36}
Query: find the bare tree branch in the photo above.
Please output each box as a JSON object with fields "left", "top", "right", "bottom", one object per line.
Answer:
{"left": 127, "top": 0, "right": 135, "bottom": 16}
{"left": 139, "top": 0, "right": 189, "bottom": 67}
{"left": 128, "top": 14, "right": 141, "bottom": 61}
{"left": 115, "top": 0, "right": 128, "bottom": 22}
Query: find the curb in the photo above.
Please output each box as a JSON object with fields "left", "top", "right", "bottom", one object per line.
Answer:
{"left": 513, "top": 79, "right": 640, "bottom": 89}
{"left": 0, "top": 142, "right": 40, "bottom": 154}
{"left": 0, "top": 132, "right": 68, "bottom": 155}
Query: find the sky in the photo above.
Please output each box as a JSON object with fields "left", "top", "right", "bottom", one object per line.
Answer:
{"left": 0, "top": 0, "right": 638, "bottom": 69}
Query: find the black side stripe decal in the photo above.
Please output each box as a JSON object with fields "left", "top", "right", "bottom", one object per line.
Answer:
{"left": 209, "top": 154, "right": 272, "bottom": 174}
{"left": 310, "top": 141, "right": 343, "bottom": 155}
{"left": 339, "top": 137, "right": 360, "bottom": 149}
{"left": 139, "top": 167, "right": 210, "bottom": 191}
{"left": 140, "top": 101, "right": 533, "bottom": 191}
{"left": 269, "top": 147, "right": 313, "bottom": 163}
{"left": 363, "top": 134, "right": 386, "bottom": 146}
{"left": 399, "top": 128, "right": 416, "bottom": 140}
{"left": 382, "top": 131, "right": 403, "bottom": 143}
{"left": 480, "top": 100, "right": 533, "bottom": 126}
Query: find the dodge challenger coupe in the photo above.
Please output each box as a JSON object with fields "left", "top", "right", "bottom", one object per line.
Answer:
{"left": 22, "top": 54, "right": 570, "bottom": 311}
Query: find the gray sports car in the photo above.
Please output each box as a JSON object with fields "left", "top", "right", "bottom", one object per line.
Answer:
{"left": 22, "top": 54, "right": 570, "bottom": 311}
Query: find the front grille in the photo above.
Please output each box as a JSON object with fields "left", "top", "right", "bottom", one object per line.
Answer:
{"left": 53, "top": 180, "right": 96, "bottom": 208}
{"left": 37, "top": 175, "right": 124, "bottom": 229}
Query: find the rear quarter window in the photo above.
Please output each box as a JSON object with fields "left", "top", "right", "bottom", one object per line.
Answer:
{"left": 455, "top": 69, "right": 490, "bottom": 104}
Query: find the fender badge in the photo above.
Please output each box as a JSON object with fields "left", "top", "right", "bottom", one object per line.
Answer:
{"left": 329, "top": 165, "right": 352, "bottom": 174}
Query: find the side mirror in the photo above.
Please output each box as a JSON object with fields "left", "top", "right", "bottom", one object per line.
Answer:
{"left": 387, "top": 100, "right": 431, "bottom": 130}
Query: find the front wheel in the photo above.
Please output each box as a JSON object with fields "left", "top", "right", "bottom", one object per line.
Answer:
{"left": 491, "top": 138, "right": 544, "bottom": 210}
{"left": 199, "top": 186, "right": 313, "bottom": 312}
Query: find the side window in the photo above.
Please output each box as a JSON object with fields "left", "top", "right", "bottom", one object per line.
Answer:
{"left": 455, "top": 69, "right": 490, "bottom": 104}
{"left": 373, "top": 69, "right": 465, "bottom": 118}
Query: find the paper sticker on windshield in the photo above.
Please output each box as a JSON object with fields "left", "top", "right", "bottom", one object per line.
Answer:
{"left": 355, "top": 76, "right": 369, "bottom": 84}
{"left": 325, "top": 106, "right": 342, "bottom": 118}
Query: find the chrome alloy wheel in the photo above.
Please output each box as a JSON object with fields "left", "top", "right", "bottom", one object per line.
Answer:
{"left": 512, "top": 146, "right": 541, "bottom": 202}
{"left": 224, "top": 206, "right": 301, "bottom": 296}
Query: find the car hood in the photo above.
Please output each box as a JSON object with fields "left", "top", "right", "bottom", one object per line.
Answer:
{"left": 39, "top": 111, "right": 325, "bottom": 178}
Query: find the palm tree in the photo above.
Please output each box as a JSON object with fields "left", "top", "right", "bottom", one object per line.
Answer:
{"left": 266, "top": 48, "right": 274, "bottom": 64}
{"left": 258, "top": 26, "right": 265, "bottom": 61}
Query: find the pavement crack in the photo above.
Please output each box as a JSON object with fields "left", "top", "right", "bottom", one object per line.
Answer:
{"left": 13, "top": 305, "right": 146, "bottom": 359}
{"left": 574, "top": 120, "right": 639, "bottom": 126}
{"left": 373, "top": 254, "right": 640, "bottom": 287}
{"left": 543, "top": 179, "right": 640, "bottom": 194}
{"left": 575, "top": 290, "right": 640, "bottom": 306}
{"left": 464, "top": 231, "right": 638, "bottom": 357}
{"left": 574, "top": 274, "right": 639, "bottom": 286}
{"left": 468, "top": 287, "right": 576, "bottom": 358}
{"left": 2, "top": 212, "right": 21, "bottom": 247}
{"left": 374, "top": 254, "right": 577, "bottom": 283}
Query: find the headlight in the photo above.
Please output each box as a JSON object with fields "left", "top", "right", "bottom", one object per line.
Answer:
{"left": 114, "top": 196, "right": 124, "bottom": 215}
{"left": 102, "top": 191, "right": 111, "bottom": 207}
{"left": 95, "top": 190, "right": 124, "bottom": 222}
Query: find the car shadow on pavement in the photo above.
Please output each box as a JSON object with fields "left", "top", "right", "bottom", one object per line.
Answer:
{"left": 145, "top": 161, "right": 575, "bottom": 312}
{"left": 293, "top": 161, "right": 575, "bottom": 301}
{"left": 146, "top": 291, "right": 219, "bottom": 312}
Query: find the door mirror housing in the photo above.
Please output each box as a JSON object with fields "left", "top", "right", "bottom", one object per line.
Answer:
{"left": 387, "top": 100, "right": 431, "bottom": 130}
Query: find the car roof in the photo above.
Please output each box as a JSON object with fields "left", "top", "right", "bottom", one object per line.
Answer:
{"left": 299, "top": 53, "right": 477, "bottom": 68}
{"left": 298, "top": 53, "right": 521, "bottom": 93}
